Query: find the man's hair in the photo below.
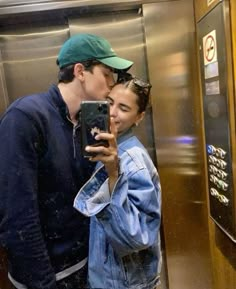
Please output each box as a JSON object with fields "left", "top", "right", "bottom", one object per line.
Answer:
{"left": 58, "top": 60, "right": 101, "bottom": 83}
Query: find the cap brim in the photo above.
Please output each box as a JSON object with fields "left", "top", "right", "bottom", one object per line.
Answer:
{"left": 99, "top": 56, "right": 133, "bottom": 71}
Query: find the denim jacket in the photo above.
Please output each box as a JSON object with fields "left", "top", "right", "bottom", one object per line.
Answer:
{"left": 74, "top": 129, "right": 162, "bottom": 289}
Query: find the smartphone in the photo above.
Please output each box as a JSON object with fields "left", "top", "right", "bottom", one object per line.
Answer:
{"left": 80, "top": 100, "right": 110, "bottom": 158}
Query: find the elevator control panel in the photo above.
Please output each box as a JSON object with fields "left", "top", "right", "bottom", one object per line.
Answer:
{"left": 198, "top": 2, "right": 236, "bottom": 242}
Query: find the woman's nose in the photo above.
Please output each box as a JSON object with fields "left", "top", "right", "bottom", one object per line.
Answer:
{"left": 110, "top": 105, "right": 117, "bottom": 117}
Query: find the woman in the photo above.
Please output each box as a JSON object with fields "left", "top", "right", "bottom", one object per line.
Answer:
{"left": 74, "top": 74, "right": 162, "bottom": 289}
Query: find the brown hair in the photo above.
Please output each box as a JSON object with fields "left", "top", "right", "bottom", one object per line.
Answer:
{"left": 117, "top": 73, "right": 152, "bottom": 113}
{"left": 57, "top": 60, "right": 101, "bottom": 83}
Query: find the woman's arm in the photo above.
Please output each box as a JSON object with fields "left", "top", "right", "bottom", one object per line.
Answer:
{"left": 74, "top": 148, "right": 161, "bottom": 257}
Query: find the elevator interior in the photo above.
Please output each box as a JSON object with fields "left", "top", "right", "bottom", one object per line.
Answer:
{"left": 0, "top": 1, "right": 217, "bottom": 289}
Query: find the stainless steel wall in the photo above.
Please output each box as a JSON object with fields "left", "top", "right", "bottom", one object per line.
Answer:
{"left": 143, "top": 1, "right": 213, "bottom": 289}
{"left": 0, "top": 26, "right": 69, "bottom": 104}
{"left": 0, "top": 6, "right": 155, "bottom": 154}
{"left": 0, "top": 0, "right": 176, "bottom": 15}
{"left": 0, "top": 1, "right": 215, "bottom": 289}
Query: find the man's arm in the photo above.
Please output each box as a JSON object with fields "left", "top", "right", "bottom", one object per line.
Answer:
{"left": 0, "top": 108, "right": 57, "bottom": 289}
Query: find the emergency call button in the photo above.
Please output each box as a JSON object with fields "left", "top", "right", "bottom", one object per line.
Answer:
{"left": 207, "top": 144, "right": 216, "bottom": 155}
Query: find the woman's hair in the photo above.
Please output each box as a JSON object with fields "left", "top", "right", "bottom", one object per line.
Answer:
{"left": 58, "top": 60, "right": 101, "bottom": 83}
{"left": 117, "top": 72, "right": 152, "bottom": 113}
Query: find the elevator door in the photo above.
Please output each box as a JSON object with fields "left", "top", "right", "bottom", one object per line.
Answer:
{"left": 0, "top": 7, "right": 157, "bottom": 289}
{"left": 0, "top": 8, "right": 154, "bottom": 155}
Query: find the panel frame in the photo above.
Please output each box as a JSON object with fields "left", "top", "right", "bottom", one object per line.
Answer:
{"left": 197, "top": 1, "right": 236, "bottom": 242}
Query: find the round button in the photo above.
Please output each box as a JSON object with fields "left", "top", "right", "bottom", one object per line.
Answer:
{"left": 216, "top": 148, "right": 226, "bottom": 159}
{"left": 207, "top": 145, "right": 216, "bottom": 155}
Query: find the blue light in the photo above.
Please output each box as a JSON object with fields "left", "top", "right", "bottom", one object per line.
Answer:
{"left": 207, "top": 144, "right": 213, "bottom": 154}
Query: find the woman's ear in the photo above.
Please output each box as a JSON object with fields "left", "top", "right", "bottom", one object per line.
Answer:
{"left": 73, "top": 63, "right": 85, "bottom": 81}
{"left": 135, "top": 112, "right": 145, "bottom": 126}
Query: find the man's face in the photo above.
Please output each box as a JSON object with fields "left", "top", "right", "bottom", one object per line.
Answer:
{"left": 82, "top": 64, "right": 115, "bottom": 101}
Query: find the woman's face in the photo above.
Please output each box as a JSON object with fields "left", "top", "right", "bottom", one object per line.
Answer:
{"left": 107, "top": 84, "right": 144, "bottom": 134}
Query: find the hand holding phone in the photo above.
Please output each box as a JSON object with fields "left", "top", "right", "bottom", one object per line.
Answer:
{"left": 80, "top": 101, "right": 110, "bottom": 158}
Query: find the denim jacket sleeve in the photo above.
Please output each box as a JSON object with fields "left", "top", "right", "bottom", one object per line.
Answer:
{"left": 0, "top": 108, "right": 57, "bottom": 289}
{"left": 74, "top": 147, "right": 161, "bottom": 257}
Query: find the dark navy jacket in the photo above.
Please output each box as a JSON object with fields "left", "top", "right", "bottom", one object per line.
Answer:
{"left": 0, "top": 85, "right": 95, "bottom": 289}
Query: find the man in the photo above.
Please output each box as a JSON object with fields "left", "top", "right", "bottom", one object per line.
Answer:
{"left": 0, "top": 33, "right": 133, "bottom": 289}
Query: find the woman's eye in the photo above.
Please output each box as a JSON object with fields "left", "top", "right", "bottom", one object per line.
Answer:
{"left": 120, "top": 106, "right": 129, "bottom": 112}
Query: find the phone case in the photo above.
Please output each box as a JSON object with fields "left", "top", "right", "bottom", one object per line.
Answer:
{"left": 80, "top": 101, "right": 110, "bottom": 157}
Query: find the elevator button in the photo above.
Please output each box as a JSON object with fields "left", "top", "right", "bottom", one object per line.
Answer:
{"left": 209, "top": 174, "right": 214, "bottom": 182}
{"left": 209, "top": 155, "right": 217, "bottom": 164}
{"left": 212, "top": 175, "right": 219, "bottom": 185}
{"left": 209, "top": 165, "right": 218, "bottom": 174}
{"left": 216, "top": 180, "right": 222, "bottom": 189}
{"left": 209, "top": 165, "right": 214, "bottom": 173}
{"left": 207, "top": 145, "right": 216, "bottom": 155}
{"left": 210, "top": 187, "right": 218, "bottom": 196}
{"left": 212, "top": 166, "right": 218, "bottom": 174}
{"left": 210, "top": 174, "right": 218, "bottom": 184}
{"left": 217, "top": 170, "right": 227, "bottom": 180}
{"left": 218, "top": 195, "right": 229, "bottom": 206}
{"left": 220, "top": 181, "right": 229, "bottom": 191}
{"left": 217, "top": 159, "right": 227, "bottom": 170}
{"left": 216, "top": 148, "right": 226, "bottom": 159}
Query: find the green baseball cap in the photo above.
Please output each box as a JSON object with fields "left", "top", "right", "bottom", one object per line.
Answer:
{"left": 57, "top": 33, "right": 133, "bottom": 70}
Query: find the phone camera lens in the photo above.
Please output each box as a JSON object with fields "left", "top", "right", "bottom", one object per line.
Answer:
{"left": 98, "top": 104, "right": 103, "bottom": 112}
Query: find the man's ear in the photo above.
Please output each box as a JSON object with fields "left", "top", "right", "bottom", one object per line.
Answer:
{"left": 74, "top": 63, "right": 85, "bottom": 80}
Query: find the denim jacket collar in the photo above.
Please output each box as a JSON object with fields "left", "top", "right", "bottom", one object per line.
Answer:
{"left": 117, "top": 128, "right": 133, "bottom": 145}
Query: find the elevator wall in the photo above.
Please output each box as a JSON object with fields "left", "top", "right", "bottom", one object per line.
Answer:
{"left": 144, "top": 1, "right": 213, "bottom": 289}
{"left": 194, "top": 0, "right": 236, "bottom": 289}
{"left": 0, "top": 1, "right": 234, "bottom": 289}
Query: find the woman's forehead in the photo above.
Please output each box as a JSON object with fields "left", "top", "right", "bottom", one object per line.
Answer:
{"left": 110, "top": 85, "right": 139, "bottom": 107}
{"left": 110, "top": 84, "right": 130, "bottom": 96}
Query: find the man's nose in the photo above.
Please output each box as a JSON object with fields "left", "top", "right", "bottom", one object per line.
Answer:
{"left": 108, "top": 74, "right": 115, "bottom": 89}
